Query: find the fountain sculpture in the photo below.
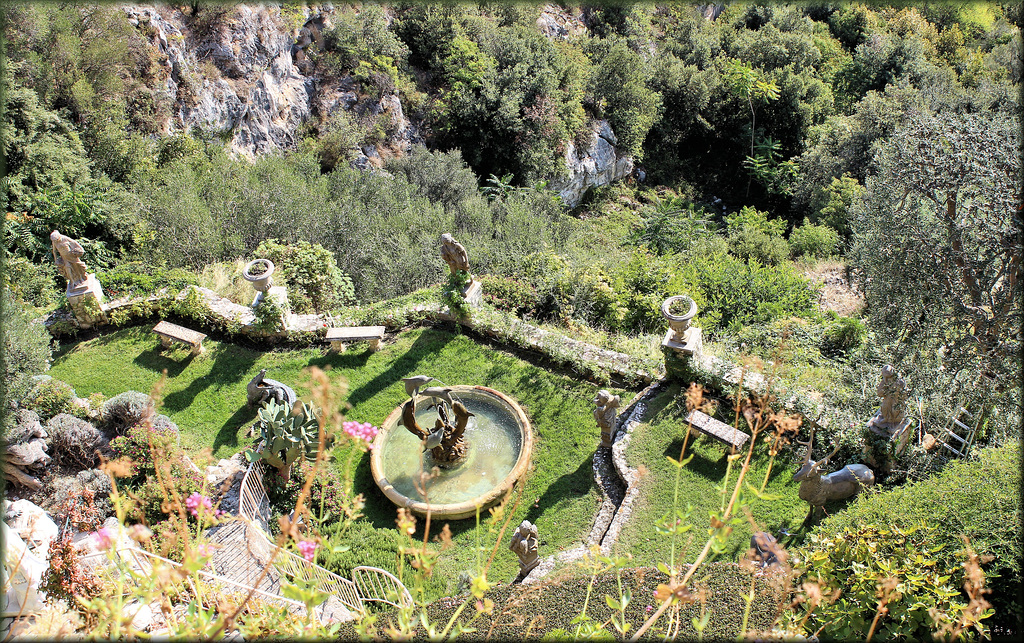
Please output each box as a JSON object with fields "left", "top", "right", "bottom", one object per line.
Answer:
{"left": 371, "top": 378, "right": 533, "bottom": 520}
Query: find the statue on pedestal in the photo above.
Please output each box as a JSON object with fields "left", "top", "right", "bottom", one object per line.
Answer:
{"left": 866, "top": 365, "right": 909, "bottom": 436}
{"left": 50, "top": 231, "right": 89, "bottom": 293}
{"left": 440, "top": 233, "right": 470, "bottom": 275}
{"left": 594, "top": 390, "right": 620, "bottom": 448}
{"left": 509, "top": 520, "right": 540, "bottom": 576}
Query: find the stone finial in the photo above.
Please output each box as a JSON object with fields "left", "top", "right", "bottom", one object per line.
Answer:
{"left": 440, "top": 233, "right": 470, "bottom": 275}
{"left": 594, "top": 389, "right": 620, "bottom": 448}
{"left": 509, "top": 520, "right": 540, "bottom": 576}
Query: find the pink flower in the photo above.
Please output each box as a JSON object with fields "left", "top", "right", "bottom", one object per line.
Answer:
{"left": 92, "top": 525, "right": 116, "bottom": 551}
{"left": 298, "top": 539, "right": 318, "bottom": 562}
{"left": 343, "top": 421, "right": 379, "bottom": 447}
{"left": 185, "top": 492, "right": 213, "bottom": 518}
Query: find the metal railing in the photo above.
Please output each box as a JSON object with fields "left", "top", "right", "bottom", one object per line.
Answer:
{"left": 238, "top": 454, "right": 272, "bottom": 533}
{"left": 78, "top": 546, "right": 306, "bottom": 614}
{"left": 353, "top": 566, "right": 413, "bottom": 608}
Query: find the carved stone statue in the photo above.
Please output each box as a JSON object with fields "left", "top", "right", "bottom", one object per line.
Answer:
{"left": 509, "top": 520, "right": 540, "bottom": 576}
{"left": 246, "top": 369, "right": 298, "bottom": 408}
{"left": 440, "top": 233, "right": 470, "bottom": 275}
{"left": 50, "top": 230, "right": 89, "bottom": 292}
{"left": 594, "top": 390, "right": 620, "bottom": 448}
{"left": 867, "top": 365, "right": 910, "bottom": 436}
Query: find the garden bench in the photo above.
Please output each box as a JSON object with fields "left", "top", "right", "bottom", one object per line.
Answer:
{"left": 152, "top": 320, "right": 206, "bottom": 355}
{"left": 684, "top": 409, "right": 749, "bottom": 451}
{"left": 326, "top": 325, "right": 386, "bottom": 353}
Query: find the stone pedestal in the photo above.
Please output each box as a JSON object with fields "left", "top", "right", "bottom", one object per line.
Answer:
{"left": 662, "top": 326, "right": 702, "bottom": 357}
{"left": 461, "top": 279, "right": 482, "bottom": 306}
{"left": 600, "top": 426, "right": 614, "bottom": 449}
{"left": 252, "top": 285, "right": 291, "bottom": 329}
{"left": 67, "top": 274, "right": 107, "bottom": 328}
{"left": 867, "top": 417, "right": 913, "bottom": 456}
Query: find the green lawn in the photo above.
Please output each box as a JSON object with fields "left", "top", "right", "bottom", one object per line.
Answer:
{"left": 49, "top": 324, "right": 627, "bottom": 600}
{"left": 612, "top": 381, "right": 810, "bottom": 568}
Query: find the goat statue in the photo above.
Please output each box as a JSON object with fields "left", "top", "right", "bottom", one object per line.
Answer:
{"left": 793, "top": 426, "right": 874, "bottom": 524}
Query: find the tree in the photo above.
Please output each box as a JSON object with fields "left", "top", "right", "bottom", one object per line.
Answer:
{"left": 851, "top": 112, "right": 1021, "bottom": 381}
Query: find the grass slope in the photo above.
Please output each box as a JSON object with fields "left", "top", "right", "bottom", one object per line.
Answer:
{"left": 49, "top": 324, "right": 627, "bottom": 600}
{"left": 613, "top": 381, "right": 809, "bottom": 567}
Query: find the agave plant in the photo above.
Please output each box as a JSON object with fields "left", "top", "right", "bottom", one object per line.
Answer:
{"left": 244, "top": 398, "right": 323, "bottom": 479}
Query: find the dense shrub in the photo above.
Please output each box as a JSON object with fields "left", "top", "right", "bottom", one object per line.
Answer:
{"left": 266, "top": 460, "right": 347, "bottom": 528}
{"left": 789, "top": 218, "right": 840, "bottom": 258}
{"left": 821, "top": 314, "right": 866, "bottom": 355}
{"left": 100, "top": 391, "right": 153, "bottom": 434}
{"left": 788, "top": 522, "right": 992, "bottom": 640}
{"left": 679, "top": 253, "right": 818, "bottom": 333}
{"left": 3, "top": 256, "right": 59, "bottom": 308}
{"left": 481, "top": 274, "right": 539, "bottom": 317}
{"left": 1, "top": 290, "right": 53, "bottom": 403}
{"left": 46, "top": 413, "right": 106, "bottom": 468}
{"left": 725, "top": 206, "right": 790, "bottom": 265}
{"left": 809, "top": 443, "right": 1021, "bottom": 633}
{"left": 22, "top": 378, "right": 77, "bottom": 422}
{"left": 109, "top": 418, "right": 181, "bottom": 479}
{"left": 254, "top": 239, "right": 356, "bottom": 313}
{"left": 96, "top": 261, "right": 199, "bottom": 299}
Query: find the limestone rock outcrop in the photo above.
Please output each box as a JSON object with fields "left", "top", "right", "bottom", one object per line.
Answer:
{"left": 550, "top": 120, "right": 634, "bottom": 208}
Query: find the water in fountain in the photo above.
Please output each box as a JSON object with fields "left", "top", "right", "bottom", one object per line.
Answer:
{"left": 379, "top": 391, "right": 523, "bottom": 505}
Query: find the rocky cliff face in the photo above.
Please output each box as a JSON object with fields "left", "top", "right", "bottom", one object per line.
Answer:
{"left": 120, "top": 3, "right": 627, "bottom": 198}
{"left": 550, "top": 121, "right": 635, "bottom": 208}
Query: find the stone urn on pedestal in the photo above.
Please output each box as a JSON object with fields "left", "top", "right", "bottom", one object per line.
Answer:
{"left": 243, "top": 259, "right": 290, "bottom": 328}
{"left": 661, "top": 295, "right": 702, "bottom": 356}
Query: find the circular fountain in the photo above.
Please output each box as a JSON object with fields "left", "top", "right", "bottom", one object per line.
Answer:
{"left": 370, "top": 385, "right": 533, "bottom": 520}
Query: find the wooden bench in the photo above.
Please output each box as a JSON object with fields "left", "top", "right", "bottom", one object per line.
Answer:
{"left": 153, "top": 320, "right": 207, "bottom": 355}
{"left": 326, "top": 326, "right": 385, "bottom": 353}
{"left": 685, "top": 409, "right": 750, "bottom": 451}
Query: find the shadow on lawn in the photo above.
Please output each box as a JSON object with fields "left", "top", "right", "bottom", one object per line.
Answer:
{"left": 524, "top": 456, "right": 594, "bottom": 526}
{"left": 342, "top": 328, "right": 456, "bottom": 409}
{"left": 161, "top": 345, "right": 260, "bottom": 409}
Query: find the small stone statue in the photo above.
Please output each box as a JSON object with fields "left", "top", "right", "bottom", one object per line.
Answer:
{"left": 50, "top": 230, "right": 89, "bottom": 292}
{"left": 509, "top": 520, "right": 540, "bottom": 576}
{"left": 440, "top": 233, "right": 470, "bottom": 275}
{"left": 246, "top": 369, "right": 298, "bottom": 408}
{"left": 867, "top": 365, "right": 909, "bottom": 436}
{"left": 594, "top": 390, "right": 620, "bottom": 448}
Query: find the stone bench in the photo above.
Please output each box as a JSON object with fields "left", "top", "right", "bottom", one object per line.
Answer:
{"left": 326, "top": 326, "right": 385, "bottom": 353}
{"left": 153, "top": 320, "right": 206, "bottom": 355}
{"left": 684, "top": 409, "right": 750, "bottom": 451}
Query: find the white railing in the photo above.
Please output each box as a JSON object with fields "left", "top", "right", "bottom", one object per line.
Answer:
{"left": 78, "top": 547, "right": 306, "bottom": 614}
{"left": 236, "top": 451, "right": 412, "bottom": 616}
{"left": 239, "top": 454, "right": 272, "bottom": 533}
{"left": 353, "top": 566, "right": 413, "bottom": 608}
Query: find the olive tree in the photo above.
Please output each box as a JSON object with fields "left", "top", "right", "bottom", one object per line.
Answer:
{"left": 852, "top": 111, "right": 1021, "bottom": 398}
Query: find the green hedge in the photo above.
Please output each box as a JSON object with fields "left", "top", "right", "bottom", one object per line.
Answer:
{"left": 807, "top": 443, "right": 1021, "bottom": 633}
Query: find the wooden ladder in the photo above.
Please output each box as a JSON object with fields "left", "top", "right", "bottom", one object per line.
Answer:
{"left": 936, "top": 407, "right": 979, "bottom": 458}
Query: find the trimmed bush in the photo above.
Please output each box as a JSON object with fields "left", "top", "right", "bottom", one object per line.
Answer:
{"left": 254, "top": 239, "right": 356, "bottom": 313}
{"left": 482, "top": 274, "right": 539, "bottom": 317}
{"left": 821, "top": 314, "right": 866, "bottom": 355}
{"left": 22, "top": 379, "right": 77, "bottom": 422}
{"left": 789, "top": 218, "right": 840, "bottom": 259}
{"left": 108, "top": 420, "right": 180, "bottom": 479}
{"left": 806, "top": 443, "right": 1021, "bottom": 633}
{"left": 100, "top": 391, "right": 153, "bottom": 434}
{"left": 46, "top": 413, "right": 106, "bottom": 468}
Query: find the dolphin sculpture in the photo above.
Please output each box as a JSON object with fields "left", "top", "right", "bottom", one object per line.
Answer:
{"left": 421, "top": 386, "right": 455, "bottom": 407}
{"left": 402, "top": 375, "right": 435, "bottom": 399}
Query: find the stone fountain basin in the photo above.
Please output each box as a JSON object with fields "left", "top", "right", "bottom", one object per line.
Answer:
{"left": 370, "top": 385, "right": 533, "bottom": 521}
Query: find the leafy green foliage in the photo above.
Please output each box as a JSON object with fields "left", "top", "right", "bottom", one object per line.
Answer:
{"left": 632, "top": 197, "right": 717, "bottom": 257}
{"left": 22, "top": 378, "right": 76, "bottom": 422}
{"left": 725, "top": 206, "right": 791, "bottom": 265}
{"left": 851, "top": 111, "right": 1021, "bottom": 387}
{"left": 811, "top": 443, "right": 1021, "bottom": 633}
{"left": 254, "top": 239, "right": 355, "bottom": 313}
{"left": 96, "top": 261, "right": 199, "bottom": 299}
{"left": 0, "top": 289, "right": 53, "bottom": 403}
{"left": 788, "top": 218, "right": 839, "bottom": 259}
{"left": 788, "top": 523, "right": 990, "bottom": 640}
